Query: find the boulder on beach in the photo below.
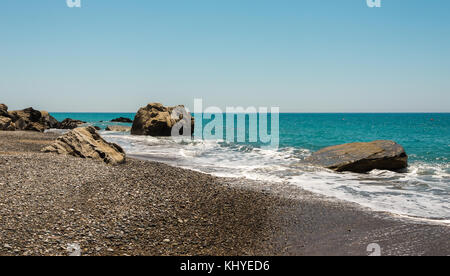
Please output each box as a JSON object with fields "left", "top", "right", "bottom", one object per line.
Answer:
{"left": 42, "top": 126, "right": 126, "bottom": 165}
{"left": 307, "top": 140, "right": 408, "bottom": 173}
{"left": 59, "top": 118, "right": 86, "bottom": 129}
{"left": 111, "top": 117, "right": 133, "bottom": 123}
{"left": 131, "top": 103, "right": 194, "bottom": 136}
{"left": 105, "top": 125, "right": 131, "bottom": 132}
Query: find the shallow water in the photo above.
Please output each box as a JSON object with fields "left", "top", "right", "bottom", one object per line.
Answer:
{"left": 50, "top": 113, "right": 450, "bottom": 221}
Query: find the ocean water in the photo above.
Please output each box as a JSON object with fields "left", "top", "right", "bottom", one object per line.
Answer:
{"left": 50, "top": 113, "right": 450, "bottom": 221}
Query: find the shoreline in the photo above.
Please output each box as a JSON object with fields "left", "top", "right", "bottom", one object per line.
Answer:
{"left": 0, "top": 131, "right": 449, "bottom": 256}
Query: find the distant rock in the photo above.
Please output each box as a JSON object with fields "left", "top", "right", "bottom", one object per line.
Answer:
{"left": 42, "top": 126, "right": 126, "bottom": 165}
{"left": 111, "top": 117, "right": 133, "bottom": 123}
{"left": 131, "top": 103, "right": 194, "bottom": 136}
{"left": 307, "top": 140, "right": 408, "bottom": 173}
{"left": 59, "top": 118, "right": 86, "bottom": 130}
{"left": 105, "top": 125, "right": 131, "bottom": 132}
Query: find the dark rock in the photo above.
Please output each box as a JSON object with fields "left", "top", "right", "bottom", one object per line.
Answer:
{"left": 0, "top": 104, "right": 9, "bottom": 118}
{"left": 59, "top": 118, "right": 86, "bottom": 130}
{"left": 42, "top": 126, "right": 126, "bottom": 165}
{"left": 0, "top": 117, "right": 15, "bottom": 131}
{"left": 8, "top": 107, "right": 49, "bottom": 132}
{"left": 39, "top": 111, "right": 60, "bottom": 129}
{"left": 131, "top": 103, "right": 194, "bottom": 136}
{"left": 307, "top": 140, "right": 408, "bottom": 173}
{"left": 111, "top": 117, "right": 133, "bottom": 123}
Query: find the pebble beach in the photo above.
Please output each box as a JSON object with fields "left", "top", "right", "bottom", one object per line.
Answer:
{"left": 0, "top": 131, "right": 449, "bottom": 256}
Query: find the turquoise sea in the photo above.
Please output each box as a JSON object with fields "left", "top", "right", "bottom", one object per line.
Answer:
{"left": 50, "top": 113, "right": 450, "bottom": 221}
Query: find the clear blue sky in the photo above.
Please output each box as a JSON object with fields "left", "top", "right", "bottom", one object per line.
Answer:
{"left": 1, "top": 0, "right": 449, "bottom": 112}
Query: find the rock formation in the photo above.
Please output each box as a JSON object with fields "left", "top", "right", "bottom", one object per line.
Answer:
{"left": 0, "top": 105, "right": 59, "bottom": 132}
{"left": 42, "top": 126, "right": 126, "bottom": 165}
{"left": 131, "top": 103, "right": 194, "bottom": 136}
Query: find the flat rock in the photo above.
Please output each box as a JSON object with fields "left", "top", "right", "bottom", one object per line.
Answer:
{"left": 307, "top": 140, "right": 408, "bottom": 173}
{"left": 105, "top": 125, "right": 131, "bottom": 132}
{"left": 42, "top": 126, "right": 126, "bottom": 165}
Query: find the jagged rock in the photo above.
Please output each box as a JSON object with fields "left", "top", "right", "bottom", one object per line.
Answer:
{"left": 111, "top": 117, "right": 133, "bottom": 123}
{"left": 42, "top": 126, "right": 126, "bottom": 165}
{"left": 105, "top": 125, "right": 131, "bottom": 132}
{"left": 40, "top": 111, "right": 60, "bottom": 129}
{"left": 0, "top": 106, "right": 59, "bottom": 132}
{"left": 131, "top": 103, "right": 194, "bottom": 136}
{"left": 0, "top": 117, "right": 15, "bottom": 131}
{"left": 59, "top": 118, "right": 86, "bottom": 129}
{"left": 0, "top": 104, "right": 9, "bottom": 118}
{"left": 307, "top": 140, "right": 408, "bottom": 173}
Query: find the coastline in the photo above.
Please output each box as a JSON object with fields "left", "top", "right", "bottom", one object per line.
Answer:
{"left": 0, "top": 131, "right": 449, "bottom": 256}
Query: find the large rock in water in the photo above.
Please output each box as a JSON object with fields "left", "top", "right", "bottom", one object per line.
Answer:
{"left": 42, "top": 126, "right": 126, "bottom": 165}
{"left": 307, "top": 140, "right": 408, "bottom": 173}
{"left": 131, "top": 103, "right": 194, "bottom": 136}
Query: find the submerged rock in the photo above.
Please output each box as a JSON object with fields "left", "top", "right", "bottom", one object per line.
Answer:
{"left": 111, "top": 117, "right": 133, "bottom": 123}
{"left": 131, "top": 103, "right": 194, "bottom": 136}
{"left": 42, "top": 126, "right": 126, "bottom": 165}
{"left": 59, "top": 118, "right": 86, "bottom": 129}
{"left": 307, "top": 140, "right": 408, "bottom": 173}
{"left": 105, "top": 125, "right": 131, "bottom": 132}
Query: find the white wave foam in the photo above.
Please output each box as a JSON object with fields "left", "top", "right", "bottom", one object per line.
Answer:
{"left": 102, "top": 133, "right": 450, "bottom": 222}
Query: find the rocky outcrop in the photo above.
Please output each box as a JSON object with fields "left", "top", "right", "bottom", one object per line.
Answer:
{"left": 40, "top": 111, "right": 60, "bottom": 129}
{"left": 307, "top": 140, "right": 408, "bottom": 173}
{"left": 59, "top": 118, "right": 86, "bottom": 129}
{"left": 0, "top": 104, "right": 9, "bottom": 118}
{"left": 0, "top": 106, "right": 59, "bottom": 132}
{"left": 105, "top": 125, "right": 131, "bottom": 132}
{"left": 111, "top": 117, "right": 133, "bottom": 123}
{"left": 0, "top": 117, "right": 15, "bottom": 131}
{"left": 42, "top": 126, "right": 126, "bottom": 165}
{"left": 131, "top": 103, "right": 194, "bottom": 136}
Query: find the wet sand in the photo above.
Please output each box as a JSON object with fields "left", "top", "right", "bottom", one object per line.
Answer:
{"left": 0, "top": 131, "right": 449, "bottom": 256}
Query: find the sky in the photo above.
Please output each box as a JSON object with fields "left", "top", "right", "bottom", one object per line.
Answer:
{"left": 0, "top": 0, "right": 449, "bottom": 112}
